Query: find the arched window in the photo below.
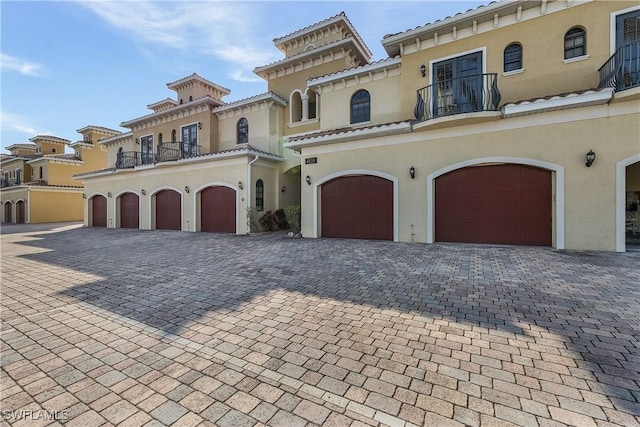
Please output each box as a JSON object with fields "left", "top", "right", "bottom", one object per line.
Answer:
{"left": 290, "top": 91, "right": 303, "bottom": 123}
{"left": 171, "top": 129, "right": 176, "bottom": 142}
{"left": 51, "top": 148, "right": 56, "bottom": 153}
{"left": 189, "top": 95, "right": 193, "bottom": 102}
{"left": 158, "top": 133, "right": 163, "bottom": 145}
{"left": 564, "top": 27, "right": 586, "bottom": 59}
{"left": 237, "top": 118, "right": 249, "bottom": 144}
{"left": 350, "top": 90, "right": 370, "bottom": 124}
{"left": 504, "top": 43, "right": 523, "bottom": 72}
{"left": 308, "top": 91, "right": 318, "bottom": 120}
{"left": 39, "top": 166, "right": 43, "bottom": 180}
{"left": 255, "top": 179, "right": 264, "bottom": 211}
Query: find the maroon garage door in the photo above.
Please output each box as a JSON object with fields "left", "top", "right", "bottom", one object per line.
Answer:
{"left": 435, "top": 164, "right": 551, "bottom": 246}
{"left": 120, "top": 192, "right": 139, "bottom": 229}
{"left": 3, "top": 203, "right": 12, "bottom": 223}
{"left": 16, "top": 201, "right": 25, "bottom": 224}
{"left": 201, "top": 186, "right": 236, "bottom": 233}
{"left": 156, "top": 190, "right": 181, "bottom": 230}
{"left": 92, "top": 195, "right": 107, "bottom": 227}
{"left": 321, "top": 175, "right": 393, "bottom": 240}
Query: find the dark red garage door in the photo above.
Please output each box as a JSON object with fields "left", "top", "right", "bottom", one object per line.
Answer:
{"left": 16, "top": 200, "right": 25, "bottom": 224}
{"left": 436, "top": 164, "right": 551, "bottom": 246}
{"left": 201, "top": 186, "right": 236, "bottom": 233}
{"left": 120, "top": 192, "right": 139, "bottom": 229}
{"left": 92, "top": 195, "right": 107, "bottom": 227}
{"left": 156, "top": 190, "right": 181, "bottom": 230}
{"left": 321, "top": 175, "right": 393, "bottom": 240}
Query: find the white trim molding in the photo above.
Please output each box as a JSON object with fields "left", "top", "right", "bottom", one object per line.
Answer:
{"left": 610, "top": 5, "right": 640, "bottom": 54}
{"left": 426, "top": 157, "right": 565, "bottom": 249}
{"left": 312, "top": 169, "right": 399, "bottom": 242}
{"left": 616, "top": 153, "right": 640, "bottom": 252}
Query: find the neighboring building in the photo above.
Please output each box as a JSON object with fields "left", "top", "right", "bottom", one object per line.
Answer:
{"left": 77, "top": 1, "right": 639, "bottom": 252}
{"left": 0, "top": 127, "right": 118, "bottom": 223}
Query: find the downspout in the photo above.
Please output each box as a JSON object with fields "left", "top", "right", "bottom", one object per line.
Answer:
{"left": 246, "top": 154, "right": 259, "bottom": 234}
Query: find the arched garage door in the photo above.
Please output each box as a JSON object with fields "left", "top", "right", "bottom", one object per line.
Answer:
{"left": 16, "top": 201, "right": 25, "bottom": 224}
{"left": 436, "top": 164, "right": 551, "bottom": 246}
{"left": 120, "top": 192, "right": 139, "bottom": 229}
{"left": 92, "top": 195, "right": 107, "bottom": 227}
{"left": 156, "top": 190, "right": 181, "bottom": 230}
{"left": 3, "top": 202, "right": 12, "bottom": 223}
{"left": 321, "top": 175, "right": 393, "bottom": 240}
{"left": 201, "top": 186, "right": 236, "bottom": 233}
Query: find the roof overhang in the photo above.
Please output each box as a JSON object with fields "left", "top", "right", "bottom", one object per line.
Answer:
{"left": 502, "top": 88, "right": 614, "bottom": 117}
{"left": 308, "top": 57, "right": 401, "bottom": 88}
{"left": 284, "top": 121, "right": 412, "bottom": 150}
{"left": 121, "top": 97, "right": 222, "bottom": 128}
{"left": 213, "top": 92, "right": 288, "bottom": 115}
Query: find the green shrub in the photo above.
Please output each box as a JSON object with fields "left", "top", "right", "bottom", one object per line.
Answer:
{"left": 284, "top": 205, "right": 301, "bottom": 234}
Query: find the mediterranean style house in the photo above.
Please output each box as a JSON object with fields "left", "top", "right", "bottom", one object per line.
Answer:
{"left": 0, "top": 127, "right": 117, "bottom": 224}
{"left": 75, "top": 0, "right": 639, "bottom": 252}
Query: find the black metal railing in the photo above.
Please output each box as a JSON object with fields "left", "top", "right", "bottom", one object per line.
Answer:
{"left": 156, "top": 141, "right": 201, "bottom": 162}
{"left": 598, "top": 41, "right": 640, "bottom": 92}
{"left": 1, "top": 179, "right": 13, "bottom": 188}
{"left": 115, "top": 151, "right": 140, "bottom": 169}
{"left": 414, "top": 73, "right": 501, "bottom": 121}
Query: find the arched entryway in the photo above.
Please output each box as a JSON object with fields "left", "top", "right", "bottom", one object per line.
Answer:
{"left": 155, "top": 189, "right": 181, "bottom": 230}
{"left": 200, "top": 186, "right": 236, "bottom": 233}
{"left": 119, "top": 192, "right": 139, "bottom": 229}
{"left": 320, "top": 174, "right": 394, "bottom": 240}
{"left": 3, "top": 202, "right": 12, "bottom": 223}
{"left": 92, "top": 195, "right": 107, "bottom": 227}
{"left": 16, "top": 200, "right": 25, "bottom": 224}
{"left": 435, "top": 163, "right": 552, "bottom": 246}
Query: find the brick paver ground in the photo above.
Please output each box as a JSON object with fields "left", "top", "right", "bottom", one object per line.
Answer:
{"left": 1, "top": 222, "right": 639, "bottom": 427}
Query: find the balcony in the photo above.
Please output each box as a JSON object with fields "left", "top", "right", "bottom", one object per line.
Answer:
{"left": 1, "top": 178, "right": 22, "bottom": 188}
{"left": 599, "top": 42, "right": 640, "bottom": 92}
{"left": 414, "top": 73, "right": 501, "bottom": 122}
{"left": 156, "top": 142, "right": 201, "bottom": 162}
{"left": 115, "top": 142, "right": 201, "bottom": 169}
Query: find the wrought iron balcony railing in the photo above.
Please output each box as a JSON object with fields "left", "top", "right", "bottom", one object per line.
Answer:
{"left": 598, "top": 41, "right": 640, "bottom": 92}
{"left": 414, "top": 73, "right": 501, "bottom": 122}
{"left": 1, "top": 178, "right": 21, "bottom": 188}
{"left": 115, "top": 151, "right": 140, "bottom": 169}
{"left": 156, "top": 141, "right": 201, "bottom": 162}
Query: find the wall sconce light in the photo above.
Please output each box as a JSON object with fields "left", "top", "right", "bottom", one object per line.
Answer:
{"left": 141, "top": 189, "right": 146, "bottom": 195}
{"left": 281, "top": 186, "right": 286, "bottom": 193}
{"left": 198, "top": 122, "right": 202, "bottom": 130}
{"left": 306, "top": 175, "right": 311, "bottom": 185}
{"left": 238, "top": 181, "right": 243, "bottom": 190}
{"left": 410, "top": 166, "right": 416, "bottom": 179}
{"left": 107, "top": 192, "right": 112, "bottom": 198}
{"left": 184, "top": 186, "right": 190, "bottom": 193}
{"left": 420, "top": 64, "right": 426, "bottom": 78}
{"left": 135, "top": 138, "right": 139, "bottom": 144}
{"left": 585, "top": 150, "right": 596, "bottom": 167}
{"left": 82, "top": 193, "right": 86, "bottom": 199}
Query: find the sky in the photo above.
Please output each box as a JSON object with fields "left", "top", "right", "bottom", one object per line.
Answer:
{"left": 1, "top": 0, "right": 486, "bottom": 153}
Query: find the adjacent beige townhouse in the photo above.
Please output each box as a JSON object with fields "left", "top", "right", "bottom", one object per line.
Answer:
{"left": 76, "top": 0, "right": 640, "bottom": 252}
{"left": 1, "top": 127, "right": 117, "bottom": 223}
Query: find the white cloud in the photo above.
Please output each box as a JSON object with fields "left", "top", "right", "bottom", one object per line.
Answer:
{"left": 1, "top": 112, "right": 49, "bottom": 137}
{"left": 78, "top": 1, "right": 279, "bottom": 82}
{"left": 0, "top": 53, "right": 45, "bottom": 77}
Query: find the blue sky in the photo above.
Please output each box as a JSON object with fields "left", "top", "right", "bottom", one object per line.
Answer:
{"left": 1, "top": 1, "right": 485, "bottom": 152}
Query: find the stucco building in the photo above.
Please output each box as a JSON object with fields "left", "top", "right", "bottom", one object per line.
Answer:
{"left": 1, "top": 126, "right": 117, "bottom": 223}
{"left": 76, "top": 0, "right": 639, "bottom": 252}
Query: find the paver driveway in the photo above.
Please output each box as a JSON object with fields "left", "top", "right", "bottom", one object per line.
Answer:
{"left": 1, "top": 223, "right": 639, "bottom": 427}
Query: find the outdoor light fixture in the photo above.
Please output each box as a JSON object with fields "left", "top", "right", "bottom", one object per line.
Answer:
{"left": 420, "top": 64, "right": 426, "bottom": 77}
{"left": 141, "top": 189, "right": 146, "bottom": 195}
{"left": 184, "top": 186, "right": 190, "bottom": 193}
{"left": 107, "top": 192, "right": 112, "bottom": 198}
{"left": 281, "top": 186, "right": 286, "bottom": 193}
{"left": 238, "top": 181, "right": 243, "bottom": 190}
{"left": 82, "top": 193, "right": 86, "bottom": 199}
{"left": 410, "top": 166, "right": 416, "bottom": 179}
{"left": 585, "top": 150, "right": 596, "bottom": 167}
{"left": 306, "top": 175, "right": 311, "bottom": 185}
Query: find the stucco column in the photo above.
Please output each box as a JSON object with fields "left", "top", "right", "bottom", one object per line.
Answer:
{"left": 301, "top": 94, "right": 309, "bottom": 121}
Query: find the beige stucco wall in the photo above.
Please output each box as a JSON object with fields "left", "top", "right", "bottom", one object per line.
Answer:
{"left": 299, "top": 105, "right": 639, "bottom": 251}
{"left": 30, "top": 189, "right": 83, "bottom": 223}
{"left": 217, "top": 105, "right": 284, "bottom": 154}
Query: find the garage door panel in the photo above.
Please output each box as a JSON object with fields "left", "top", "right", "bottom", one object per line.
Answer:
{"left": 92, "top": 196, "right": 107, "bottom": 227}
{"left": 321, "top": 175, "right": 393, "bottom": 240}
{"left": 201, "top": 186, "right": 236, "bottom": 233}
{"left": 156, "top": 190, "right": 181, "bottom": 230}
{"left": 120, "top": 193, "right": 139, "bottom": 229}
{"left": 436, "top": 164, "right": 551, "bottom": 246}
